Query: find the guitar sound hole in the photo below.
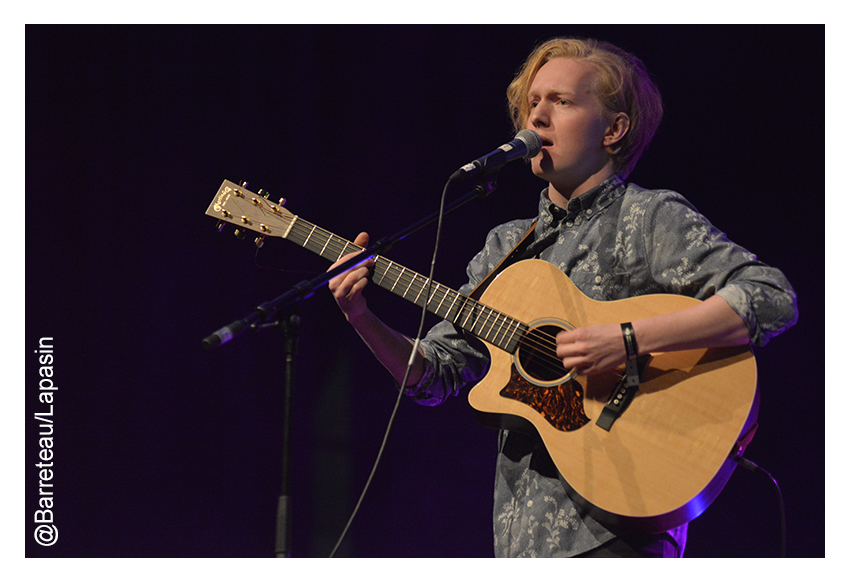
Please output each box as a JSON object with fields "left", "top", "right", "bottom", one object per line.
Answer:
{"left": 517, "top": 324, "right": 568, "bottom": 383}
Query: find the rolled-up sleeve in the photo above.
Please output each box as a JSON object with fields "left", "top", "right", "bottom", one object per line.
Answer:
{"left": 643, "top": 191, "right": 798, "bottom": 347}
{"left": 405, "top": 320, "right": 490, "bottom": 406}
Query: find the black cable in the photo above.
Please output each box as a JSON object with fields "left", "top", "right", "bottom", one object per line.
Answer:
{"left": 734, "top": 456, "right": 787, "bottom": 557}
{"left": 328, "top": 178, "right": 454, "bottom": 557}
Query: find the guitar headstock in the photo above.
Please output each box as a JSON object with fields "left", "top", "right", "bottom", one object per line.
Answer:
{"left": 205, "top": 180, "right": 295, "bottom": 246}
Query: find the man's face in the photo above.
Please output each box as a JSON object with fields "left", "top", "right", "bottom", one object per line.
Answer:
{"left": 525, "top": 57, "right": 616, "bottom": 196}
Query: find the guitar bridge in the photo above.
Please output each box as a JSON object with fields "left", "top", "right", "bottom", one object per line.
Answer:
{"left": 596, "top": 354, "right": 651, "bottom": 431}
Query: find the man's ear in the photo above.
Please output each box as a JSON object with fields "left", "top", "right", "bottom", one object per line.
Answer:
{"left": 603, "top": 112, "right": 630, "bottom": 154}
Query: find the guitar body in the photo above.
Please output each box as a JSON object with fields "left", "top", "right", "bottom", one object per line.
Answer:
{"left": 468, "top": 259, "right": 758, "bottom": 533}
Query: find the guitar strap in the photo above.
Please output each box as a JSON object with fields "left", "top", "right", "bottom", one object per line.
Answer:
{"left": 468, "top": 221, "right": 538, "bottom": 301}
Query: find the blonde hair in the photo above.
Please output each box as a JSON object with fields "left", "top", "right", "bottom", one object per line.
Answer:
{"left": 507, "top": 37, "right": 663, "bottom": 178}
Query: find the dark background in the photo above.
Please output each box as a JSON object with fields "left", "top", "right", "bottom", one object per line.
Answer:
{"left": 25, "top": 25, "right": 824, "bottom": 557}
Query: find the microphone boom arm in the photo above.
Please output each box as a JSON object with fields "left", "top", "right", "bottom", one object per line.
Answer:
{"left": 202, "top": 176, "right": 499, "bottom": 351}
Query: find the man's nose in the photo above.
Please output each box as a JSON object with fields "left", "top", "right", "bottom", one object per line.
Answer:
{"left": 528, "top": 103, "right": 549, "bottom": 128}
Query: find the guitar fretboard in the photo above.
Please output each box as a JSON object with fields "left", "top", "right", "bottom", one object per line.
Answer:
{"left": 283, "top": 214, "right": 526, "bottom": 353}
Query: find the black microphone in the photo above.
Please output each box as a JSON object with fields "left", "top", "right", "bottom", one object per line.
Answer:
{"left": 202, "top": 318, "right": 249, "bottom": 351}
{"left": 449, "top": 129, "right": 542, "bottom": 182}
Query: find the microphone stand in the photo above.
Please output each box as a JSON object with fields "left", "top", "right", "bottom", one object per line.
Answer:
{"left": 201, "top": 171, "right": 499, "bottom": 557}
{"left": 276, "top": 313, "right": 299, "bottom": 557}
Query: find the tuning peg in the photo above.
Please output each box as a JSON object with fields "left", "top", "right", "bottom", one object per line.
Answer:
{"left": 254, "top": 235, "right": 266, "bottom": 248}
{"left": 258, "top": 189, "right": 270, "bottom": 199}
{"left": 234, "top": 181, "right": 247, "bottom": 198}
{"left": 279, "top": 198, "right": 287, "bottom": 207}
{"left": 215, "top": 220, "right": 226, "bottom": 232}
{"left": 234, "top": 229, "right": 247, "bottom": 240}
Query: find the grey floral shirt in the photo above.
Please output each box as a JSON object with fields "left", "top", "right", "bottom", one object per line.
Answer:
{"left": 405, "top": 176, "right": 798, "bottom": 557}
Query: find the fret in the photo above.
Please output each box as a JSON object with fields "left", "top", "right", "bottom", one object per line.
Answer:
{"left": 312, "top": 229, "right": 329, "bottom": 257}
{"left": 490, "top": 312, "right": 509, "bottom": 344}
{"left": 451, "top": 293, "right": 470, "bottom": 324}
{"left": 483, "top": 308, "right": 501, "bottom": 341}
{"left": 443, "top": 292, "right": 462, "bottom": 323}
{"left": 459, "top": 299, "right": 473, "bottom": 328}
{"left": 504, "top": 319, "right": 524, "bottom": 351}
{"left": 334, "top": 238, "right": 358, "bottom": 262}
{"left": 389, "top": 266, "right": 406, "bottom": 293}
{"left": 381, "top": 261, "right": 394, "bottom": 289}
{"left": 430, "top": 284, "right": 447, "bottom": 316}
{"left": 411, "top": 276, "right": 429, "bottom": 308}
{"left": 401, "top": 270, "right": 416, "bottom": 299}
{"left": 412, "top": 275, "right": 425, "bottom": 301}
{"left": 450, "top": 293, "right": 466, "bottom": 321}
{"left": 437, "top": 289, "right": 459, "bottom": 320}
{"left": 303, "top": 224, "right": 317, "bottom": 248}
{"left": 335, "top": 240, "right": 349, "bottom": 261}
{"left": 480, "top": 308, "right": 499, "bottom": 343}
{"left": 405, "top": 273, "right": 423, "bottom": 306}
{"left": 460, "top": 298, "right": 478, "bottom": 329}
{"left": 433, "top": 287, "right": 457, "bottom": 320}
{"left": 492, "top": 313, "right": 517, "bottom": 348}
{"left": 372, "top": 257, "right": 387, "bottom": 287}
{"left": 341, "top": 240, "right": 359, "bottom": 256}
{"left": 491, "top": 314, "right": 511, "bottom": 347}
{"left": 464, "top": 301, "right": 483, "bottom": 332}
{"left": 374, "top": 259, "right": 409, "bottom": 299}
{"left": 319, "top": 232, "right": 332, "bottom": 258}
{"left": 479, "top": 306, "right": 495, "bottom": 339}
{"left": 452, "top": 295, "right": 469, "bottom": 325}
{"left": 430, "top": 285, "right": 443, "bottom": 313}
{"left": 386, "top": 262, "right": 406, "bottom": 294}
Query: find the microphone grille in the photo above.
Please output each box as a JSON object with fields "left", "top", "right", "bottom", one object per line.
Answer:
{"left": 515, "top": 129, "right": 542, "bottom": 158}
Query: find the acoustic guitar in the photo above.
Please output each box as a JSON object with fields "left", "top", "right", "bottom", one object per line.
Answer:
{"left": 206, "top": 179, "right": 758, "bottom": 533}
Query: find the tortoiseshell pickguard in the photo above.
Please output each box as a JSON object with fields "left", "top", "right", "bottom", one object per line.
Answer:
{"left": 500, "top": 365, "right": 589, "bottom": 432}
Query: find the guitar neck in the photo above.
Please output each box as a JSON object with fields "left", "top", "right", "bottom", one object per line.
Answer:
{"left": 282, "top": 214, "right": 525, "bottom": 353}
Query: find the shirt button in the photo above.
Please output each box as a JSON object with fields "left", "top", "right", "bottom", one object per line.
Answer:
{"left": 595, "top": 275, "right": 602, "bottom": 283}
{"left": 586, "top": 209, "right": 593, "bottom": 215}
{"left": 565, "top": 221, "right": 573, "bottom": 227}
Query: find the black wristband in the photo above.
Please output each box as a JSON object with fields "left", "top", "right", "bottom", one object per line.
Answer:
{"left": 621, "top": 322, "right": 639, "bottom": 360}
{"left": 621, "top": 322, "right": 640, "bottom": 389}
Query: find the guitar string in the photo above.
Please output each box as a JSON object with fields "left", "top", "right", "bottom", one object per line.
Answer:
{"left": 287, "top": 219, "right": 563, "bottom": 356}
{"left": 276, "top": 212, "right": 571, "bottom": 378}
{"left": 283, "top": 216, "right": 570, "bottom": 377}
{"left": 247, "top": 199, "right": 569, "bottom": 377}
{"left": 266, "top": 207, "right": 567, "bottom": 367}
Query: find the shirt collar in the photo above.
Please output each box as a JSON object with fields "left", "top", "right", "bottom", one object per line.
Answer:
{"left": 537, "top": 175, "right": 626, "bottom": 227}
